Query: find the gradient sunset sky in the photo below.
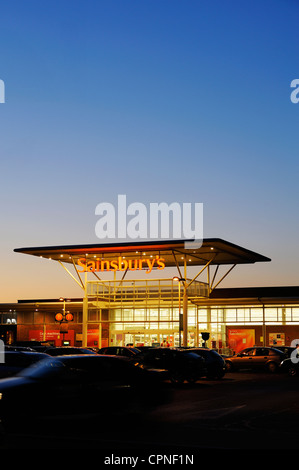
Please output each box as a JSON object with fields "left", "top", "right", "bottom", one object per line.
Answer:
{"left": 1, "top": 0, "right": 299, "bottom": 302}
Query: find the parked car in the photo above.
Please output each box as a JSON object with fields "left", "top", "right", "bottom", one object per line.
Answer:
{"left": 0, "top": 351, "right": 50, "bottom": 378}
{"left": 42, "top": 346, "right": 97, "bottom": 356}
{"left": 0, "top": 354, "right": 171, "bottom": 429}
{"left": 135, "top": 347, "right": 205, "bottom": 384}
{"left": 280, "top": 349, "right": 299, "bottom": 376}
{"left": 98, "top": 346, "right": 141, "bottom": 359}
{"left": 280, "top": 357, "right": 298, "bottom": 376}
{"left": 186, "top": 348, "right": 226, "bottom": 379}
{"left": 225, "top": 347, "right": 286, "bottom": 373}
{"left": 134, "top": 346, "right": 155, "bottom": 352}
{"left": 269, "top": 346, "right": 295, "bottom": 357}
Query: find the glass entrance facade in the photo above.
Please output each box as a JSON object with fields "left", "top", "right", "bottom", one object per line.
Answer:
{"left": 87, "top": 278, "right": 208, "bottom": 348}
{"left": 108, "top": 307, "right": 197, "bottom": 348}
{"left": 86, "top": 280, "right": 299, "bottom": 353}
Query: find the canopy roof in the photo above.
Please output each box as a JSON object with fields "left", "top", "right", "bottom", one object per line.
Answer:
{"left": 14, "top": 238, "right": 271, "bottom": 268}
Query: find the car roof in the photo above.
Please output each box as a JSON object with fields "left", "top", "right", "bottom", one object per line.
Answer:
{"left": 3, "top": 350, "right": 49, "bottom": 357}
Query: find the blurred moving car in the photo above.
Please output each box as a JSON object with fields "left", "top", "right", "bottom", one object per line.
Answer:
{"left": 0, "top": 354, "right": 171, "bottom": 428}
{"left": 10, "top": 341, "right": 52, "bottom": 352}
{"left": 135, "top": 347, "right": 205, "bottom": 384}
{"left": 42, "top": 346, "right": 97, "bottom": 356}
{"left": 0, "top": 351, "right": 50, "bottom": 378}
{"left": 5, "top": 345, "right": 36, "bottom": 352}
{"left": 186, "top": 348, "right": 226, "bottom": 379}
{"left": 225, "top": 346, "right": 286, "bottom": 373}
{"left": 98, "top": 346, "right": 141, "bottom": 359}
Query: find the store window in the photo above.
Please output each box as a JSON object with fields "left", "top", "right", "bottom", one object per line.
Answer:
{"left": 135, "top": 309, "right": 146, "bottom": 321}
{"left": 236, "top": 309, "right": 250, "bottom": 322}
{"left": 265, "top": 308, "right": 278, "bottom": 322}
{"left": 225, "top": 309, "right": 237, "bottom": 322}
{"left": 292, "top": 308, "right": 299, "bottom": 322}
{"left": 250, "top": 308, "right": 263, "bottom": 322}
{"left": 123, "top": 309, "right": 133, "bottom": 321}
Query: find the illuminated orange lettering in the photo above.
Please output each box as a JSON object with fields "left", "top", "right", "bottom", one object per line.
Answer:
{"left": 139, "top": 259, "right": 145, "bottom": 270}
{"left": 87, "top": 261, "right": 96, "bottom": 272}
{"left": 128, "top": 259, "right": 138, "bottom": 271}
{"left": 101, "top": 260, "right": 110, "bottom": 271}
{"left": 110, "top": 260, "right": 118, "bottom": 271}
{"left": 77, "top": 256, "right": 165, "bottom": 273}
{"left": 157, "top": 257, "right": 165, "bottom": 270}
{"left": 77, "top": 258, "right": 87, "bottom": 272}
{"left": 146, "top": 257, "right": 156, "bottom": 274}
{"left": 118, "top": 256, "right": 128, "bottom": 271}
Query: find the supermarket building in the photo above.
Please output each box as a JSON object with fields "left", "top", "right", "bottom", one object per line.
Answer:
{"left": 1, "top": 238, "right": 299, "bottom": 354}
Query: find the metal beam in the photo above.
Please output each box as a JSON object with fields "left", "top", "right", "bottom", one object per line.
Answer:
{"left": 71, "top": 256, "right": 86, "bottom": 289}
{"left": 210, "top": 265, "right": 219, "bottom": 290}
{"left": 58, "top": 260, "right": 84, "bottom": 290}
{"left": 186, "top": 255, "right": 216, "bottom": 289}
{"left": 210, "top": 264, "right": 237, "bottom": 291}
{"left": 171, "top": 250, "right": 183, "bottom": 279}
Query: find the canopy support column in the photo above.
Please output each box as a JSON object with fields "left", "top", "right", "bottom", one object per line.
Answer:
{"left": 82, "top": 271, "right": 88, "bottom": 347}
{"left": 182, "top": 286, "right": 188, "bottom": 347}
{"left": 182, "top": 255, "right": 188, "bottom": 347}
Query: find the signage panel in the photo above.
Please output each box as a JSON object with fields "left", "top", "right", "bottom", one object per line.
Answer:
{"left": 77, "top": 255, "right": 165, "bottom": 273}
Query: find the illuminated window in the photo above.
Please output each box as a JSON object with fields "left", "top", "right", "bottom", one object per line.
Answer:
{"left": 292, "top": 308, "right": 299, "bottom": 322}
{"left": 264, "top": 308, "right": 278, "bottom": 322}
{"left": 236, "top": 308, "right": 250, "bottom": 322}
{"left": 134, "top": 309, "right": 146, "bottom": 321}
{"left": 224, "top": 309, "right": 237, "bottom": 322}
{"left": 250, "top": 308, "right": 263, "bottom": 322}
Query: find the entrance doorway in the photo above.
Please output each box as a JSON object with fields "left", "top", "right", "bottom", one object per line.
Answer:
{"left": 110, "top": 330, "right": 195, "bottom": 348}
{"left": 123, "top": 333, "right": 160, "bottom": 347}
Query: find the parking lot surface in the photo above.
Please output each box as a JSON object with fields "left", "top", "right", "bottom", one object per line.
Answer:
{"left": 1, "top": 371, "right": 298, "bottom": 451}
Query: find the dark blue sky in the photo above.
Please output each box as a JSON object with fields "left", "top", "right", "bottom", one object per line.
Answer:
{"left": 1, "top": 0, "right": 299, "bottom": 300}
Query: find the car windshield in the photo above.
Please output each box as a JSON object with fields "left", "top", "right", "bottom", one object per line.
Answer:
{"left": 130, "top": 348, "right": 141, "bottom": 354}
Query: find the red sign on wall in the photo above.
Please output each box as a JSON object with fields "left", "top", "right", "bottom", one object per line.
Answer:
{"left": 29, "top": 329, "right": 101, "bottom": 347}
{"left": 228, "top": 329, "right": 255, "bottom": 353}
{"left": 29, "top": 329, "right": 74, "bottom": 346}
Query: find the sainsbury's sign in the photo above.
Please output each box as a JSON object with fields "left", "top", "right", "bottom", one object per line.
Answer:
{"left": 77, "top": 255, "right": 165, "bottom": 274}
